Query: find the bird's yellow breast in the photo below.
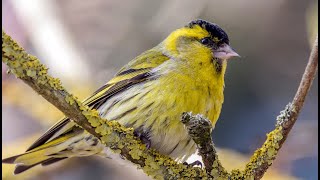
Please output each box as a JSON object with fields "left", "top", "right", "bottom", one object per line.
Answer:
{"left": 151, "top": 58, "right": 226, "bottom": 127}
{"left": 98, "top": 58, "right": 226, "bottom": 161}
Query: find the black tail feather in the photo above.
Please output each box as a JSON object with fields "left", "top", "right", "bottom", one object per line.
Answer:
{"left": 2, "top": 154, "right": 20, "bottom": 164}
{"left": 14, "top": 163, "right": 41, "bottom": 174}
{"left": 11, "top": 157, "right": 67, "bottom": 174}
{"left": 41, "top": 157, "right": 67, "bottom": 166}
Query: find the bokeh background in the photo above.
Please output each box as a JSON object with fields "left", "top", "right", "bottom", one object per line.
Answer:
{"left": 2, "top": 0, "right": 318, "bottom": 179}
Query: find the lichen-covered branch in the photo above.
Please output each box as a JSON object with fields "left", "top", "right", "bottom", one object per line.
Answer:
{"left": 2, "top": 28, "right": 317, "bottom": 180}
{"left": 181, "top": 112, "right": 228, "bottom": 178}
{"left": 2, "top": 30, "right": 209, "bottom": 179}
{"left": 243, "top": 35, "right": 318, "bottom": 180}
{"left": 179, "top": 35, "right": 317, "bottom": 180}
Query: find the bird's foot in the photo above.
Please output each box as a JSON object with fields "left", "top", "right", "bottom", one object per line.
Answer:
{"left": 183, "top": 160, "right": 203, "bottom": 168}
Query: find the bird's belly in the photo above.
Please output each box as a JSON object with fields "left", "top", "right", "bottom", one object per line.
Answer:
{"left": 97, "top": 78, "right": 223, "bottom": 161}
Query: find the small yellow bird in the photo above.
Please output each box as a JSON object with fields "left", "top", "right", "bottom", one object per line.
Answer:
{"left": 3, "top": 19, "right": 239, "bottom": 174}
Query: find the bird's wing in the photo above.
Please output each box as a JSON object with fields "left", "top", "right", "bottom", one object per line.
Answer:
{"left": 83, "top": 48, "right": 169, "bottom": 106}
{"left": 26, "top": 48, "right": 169, "bottom": 151}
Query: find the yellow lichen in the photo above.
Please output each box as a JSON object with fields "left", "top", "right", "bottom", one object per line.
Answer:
{"left": 95, "top": 124, "right": 112, "bottom": 136}
{"left": 2, "top": 31, "right": 64, "bottom": 91}
{"left": 230, "top": 169, "right": 244, "bottom": 180}
{"left": 101, "top": 133, "right": 120, "bottom": 146}
{"left": 83, "top": 114, "right": 100, "bottom": 127}
{"left": 65, "top": 95, "right": 75, "bottom": 105}
{"left": 81, "top": 109, "right": 102, "bottom": 127}
{"left": 210, "top": 167, "right": 219, "bottom": 178}
{"left": 129, "top": 146, "right": 144, "bottom": 160}
{"left": 243, "top": 126, "right": 284, "bottom": 179}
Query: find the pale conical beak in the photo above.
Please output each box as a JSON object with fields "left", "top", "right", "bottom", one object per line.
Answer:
{"left": 213, "top": 43, "right": 240, "bottom": 59}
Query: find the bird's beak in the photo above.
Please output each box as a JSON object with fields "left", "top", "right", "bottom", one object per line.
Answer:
{"left": 213, "top": 43, "right": 240, "bottom": 60}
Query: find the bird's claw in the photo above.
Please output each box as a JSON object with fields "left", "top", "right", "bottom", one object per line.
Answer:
{"left": 183, "top": 160, "right": 203, "bottom": 168}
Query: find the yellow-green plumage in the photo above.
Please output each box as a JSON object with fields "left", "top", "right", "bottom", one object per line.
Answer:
{"left": 3, "top": 19, "right": 239, "bottom": 174}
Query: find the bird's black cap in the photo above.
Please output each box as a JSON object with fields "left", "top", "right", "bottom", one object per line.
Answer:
{"left": 187, "top": 19, "right": 229, "bottom": 44}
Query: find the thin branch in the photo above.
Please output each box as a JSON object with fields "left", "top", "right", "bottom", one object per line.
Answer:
{"left": 244, "top": 35, "right": 318, "bottom": 179}
{"left": 180, "top": 35, "right": 318, "bottom": 180}
{"left": 2, "top": 30, "right": 208, "bottom": 179}
{"left": 291, "top": 35, "right": 318, "bottom": 122}
{"left": 181, "top": 112, "right": 228, "bottom": 178}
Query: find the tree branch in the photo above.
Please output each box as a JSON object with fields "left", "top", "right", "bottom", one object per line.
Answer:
{"left": 2, "top": 30, "right": 209, "bottom": 179}
{"left": 2, "top": 28, "right": 317, "bottom": 180}
{"left": 181, "top": 35, "right": 318, "bottom": 180}
{"left": 181, "top": 112, "right": 228, "bottom": 178}
{"left": 244, "top": 35, "right": 318, "bottom": 179}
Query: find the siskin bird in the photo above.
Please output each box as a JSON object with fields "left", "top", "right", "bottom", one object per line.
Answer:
{"left": 2, "top": 19, "right": 239, "bottom": 174}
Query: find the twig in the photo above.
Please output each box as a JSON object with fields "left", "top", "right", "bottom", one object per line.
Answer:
{"left": 180, "top": 35, "right": 318, "bottom": 180}
{"left": 244, "top": 35, "right": 318, "bottom": 179}
{"left": 181, "top": 112, "right": 228, "bottom": 178}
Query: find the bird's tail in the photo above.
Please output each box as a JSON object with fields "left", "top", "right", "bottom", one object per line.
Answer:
{"left": 2, "top": 147, "right": 67, "bottom": 174}
{"left": 2, "top": 122, "right": 104, "bottom": 175}
{"left": 1, "top": 132, "right": 79, "bottom": 174}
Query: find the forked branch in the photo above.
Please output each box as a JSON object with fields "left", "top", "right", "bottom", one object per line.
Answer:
{"left": 2, "top": 30, "right": 317, "bottom": 180}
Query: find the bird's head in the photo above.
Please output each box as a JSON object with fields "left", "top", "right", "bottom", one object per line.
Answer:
{"left": 162, "top": 19, "right": 239, "bottom": 71}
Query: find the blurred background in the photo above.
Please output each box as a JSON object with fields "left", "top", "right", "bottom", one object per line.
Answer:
{"left": 2, "top": 0, "right": 318, "bottom": 179}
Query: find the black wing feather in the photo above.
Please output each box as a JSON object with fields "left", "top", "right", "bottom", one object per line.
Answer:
{"left": 25, "top": 72, "right": 154, "bottom": 151}
{"left": 26, "top": 118, "right": 71, "bottom": 151}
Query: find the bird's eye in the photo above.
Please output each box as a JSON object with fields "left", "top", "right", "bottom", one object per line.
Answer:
{"left": 200, "top": 37, "right": 212, "bottom": 46}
